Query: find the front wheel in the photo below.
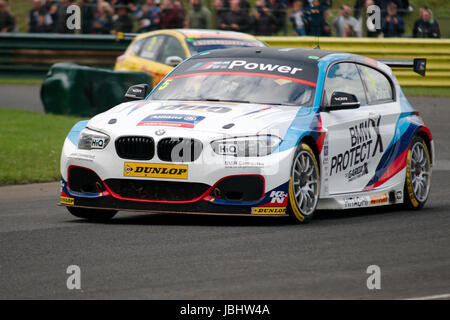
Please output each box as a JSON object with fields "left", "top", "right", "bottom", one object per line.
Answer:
{"left": 288, "top": 143, "right": 320, "bottom": 223}
{"left": 404, "top": 136, "right": 432, "bottom": 209}
{"left": 67, "top": 207, "right": 118, "bottom": 222}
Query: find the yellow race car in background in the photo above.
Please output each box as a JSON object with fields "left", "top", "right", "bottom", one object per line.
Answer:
{"left": 114, "top": 29, "right": 266, "bottom": 87}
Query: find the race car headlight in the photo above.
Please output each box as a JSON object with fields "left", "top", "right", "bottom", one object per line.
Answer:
{"left": 78, "top": 128, "right": 110, "bottom": 150}
{"left": 211, "top": 135, "right": 281, "bottom": 157}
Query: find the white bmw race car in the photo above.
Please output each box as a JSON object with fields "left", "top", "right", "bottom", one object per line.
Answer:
{"left": 60, "top": 47, "right": 433, "bottom": 223}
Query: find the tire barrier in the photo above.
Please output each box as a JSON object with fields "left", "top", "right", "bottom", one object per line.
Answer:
{"left": 41, "top": 63, "right": 151, "bottom": 117}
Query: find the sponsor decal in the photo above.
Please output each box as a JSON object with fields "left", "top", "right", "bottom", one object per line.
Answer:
{"left": 224, "top": 160, "right": 264, "bottom": 168}
{"left": 344, "top": 196, "right": 369, "bottom": 208}
{"left": 330, "top": 115, "right": 384, "bottom": 177}
{"left": 188, "top": 60, "right": 303, "bottom": 75}
{"left": 61, "top": 196, "right": 75, "bottom": 205}
{"left": 137, "top": 114, "right": 205, "bottom": 128}
{"left": 251, "top": 207, "right": 286, "bottom": 215}
{"left": 269, "top": 191, "right": 288, "bottom": 204}
{"left": 218, "top": 143, "right": 237, "bottom": 156}
{"left": 155, "top": 104, "right": 231, "bottom": 114}
{"left": 192, "top": 39, "right": 263, "bottom": 47}
{"left": 124, "top": 162, "right": 188, "bottom": 179}
{"left": 370, "top": 193, "right": 388, "bottom": 205}
{"left": 91, "top": 137, "right": 107, "bottom": 149}
{"left": 158, "top": 79, "right": 172, "bottom": 90}
{"left": 345, "top": 162, "right": 369, "bottom": 182}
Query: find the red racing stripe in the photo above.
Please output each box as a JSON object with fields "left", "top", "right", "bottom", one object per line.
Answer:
{"left": 364, "top": 148, "right": 408, "bottom": 191}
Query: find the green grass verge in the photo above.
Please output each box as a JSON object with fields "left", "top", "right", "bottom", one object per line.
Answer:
{"left": 0, "top": 78, "right": 44, "bottom": 85}
{"left": 402, "top": 86, "right": 450, "bottom": 97}
{"left": 0, "top": 109, "right": 84, "bottom": 185}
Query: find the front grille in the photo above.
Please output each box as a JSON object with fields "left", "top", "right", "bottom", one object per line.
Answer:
{"left": 104, "top": 179, "right": 210, "bottom": 201}
{"left": 115, "top": 136, "right": 155, "bottom": 160}
{"left": 157, "top": 138, "right": 203, "bottom": 162}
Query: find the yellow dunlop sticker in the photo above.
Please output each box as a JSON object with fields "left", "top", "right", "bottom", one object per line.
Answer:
{"left": 370, "top": 193, "right": 388, "bottom": 205}
{"left": 124, "top": 162, "right": 188, "bottom": 179}
{"left": 251, "top": 207, "right": 286, "bottom": 215}
{"left": 60, "top": 196, "right": 74, "bottom": 205}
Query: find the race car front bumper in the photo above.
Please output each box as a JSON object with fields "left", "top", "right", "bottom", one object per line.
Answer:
{"left": 59, "top": 134, "right": 295, "bottom": 216}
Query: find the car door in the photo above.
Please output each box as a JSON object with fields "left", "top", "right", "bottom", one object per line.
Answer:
{"left": 320, "top": 62, "right": 375, "bottom": 196}
{"left": 356, "top": 64, "right": 398, "bottom": 191}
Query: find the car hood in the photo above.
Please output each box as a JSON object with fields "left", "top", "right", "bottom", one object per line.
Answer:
{"left": 87, "top": 100, "right": 311, "bottom": 138}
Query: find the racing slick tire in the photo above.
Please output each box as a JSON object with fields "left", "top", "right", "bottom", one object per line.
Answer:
{"left": 67, "top": 207, "right": 118, "bottom": 222}
{"left": 288, "top": 143, "right": 320, "bottom": 224}
{"left": 403, "top": 135, "right": 432, "bottom": 210}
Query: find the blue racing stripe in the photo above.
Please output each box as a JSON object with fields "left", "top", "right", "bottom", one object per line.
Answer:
{"left": 67, "top": 120, "right": 88, "bottom": 146}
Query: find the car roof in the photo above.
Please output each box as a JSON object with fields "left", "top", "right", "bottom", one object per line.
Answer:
{"left": 190, "top": 47, "right": 335, "bottom": 63}
{"left": 175, "top": 29, "right": 259, "bottom": 40}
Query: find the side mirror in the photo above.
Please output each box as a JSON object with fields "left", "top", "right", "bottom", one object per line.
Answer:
{"left": 124, "top": 84, "right": 149, "bottom": 100}
{"left": 165, "top": 56, "right": 183, "bottom": 67}
{"left": 325, "top": 91, "right": 360, "bottom": 111}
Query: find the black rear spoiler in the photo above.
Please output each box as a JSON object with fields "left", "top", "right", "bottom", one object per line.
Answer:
{"left": 377, "top": 58, "right": 427, "bottom": 76}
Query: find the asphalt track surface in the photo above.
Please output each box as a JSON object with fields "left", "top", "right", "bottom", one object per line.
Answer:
{"left": 1, "top": 90, "right": 449, "bottom": 299}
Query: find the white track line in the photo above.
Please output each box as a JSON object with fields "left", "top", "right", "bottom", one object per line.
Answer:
{"left": 404, "top": 293, "right": 450, "bottom": 300}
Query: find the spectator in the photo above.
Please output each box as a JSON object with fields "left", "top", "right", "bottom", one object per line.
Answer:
{"left": 45, "top": 0, "right": 59, "bottom": 28}
{"left": 186, "top": 0, "right": 212, "bottom": 29}
{"left": 214, "top": 0, "right": 228, "bottom": 29}
{"left": 159, "top": 0, "right": 184, "bottom": 29}
{"left": 112, "top": 1, "right": 134, "bottom": 33}
{"left": 356, "top": 0, "right": 380, "bottom": 37}
{"left": 353, "top": 0, "right": 365, "bottom": 20}
{"left": 53, "top": 0, "right": 75, "bottom": 33}
{"left": 0, "top": 0, "right": 15, "bottom": 32}
{"left": 343, "top": 23, "right": 357, "bottom": 36}
{"left": 413, "top": 7, "right": 440, "bottom": 38}
{"left": 92, "top": 1, "right": 113, "bottom": 34}
{"left": 267, "top": 0, "right": 286, "bottom": 34}
{"left": 380, "top": 1, "right": 404, "bottom": 37}
{"left": 28, "top": 0, "right": 53, "bottom": 32}
{"left": 321, "top": 8, "right": 331, "bottom": 36}
{"left": 303, "top": 0, "right": 331, "bottom": 9}
{"left": 174, "top": 1, "right": 187, "bottom": 27}
{"left": 252, "top": 0, "right": 277, "bottom": 35}
{"left": 290, "top": 0, "right": 307, "bottom": 36}
{"left": 333, "top": 5, "right": 360, "bottom": 37}
{"left": 240, "top": 0, "right": 251, "bottom": 15}
{"left": 397, "top": 0, "right": 412, "bottom": 16}
{"left": 305, "top": 0, "right": 327, "bottom": 36}
{"left": 219, "top": 0, "right": 250, "bottom": 32}
{"left": 130, "top": 0, "right": 160, "bottom": 32}
{"left": 81, "top": 0, "right": 96, "bottom": 34}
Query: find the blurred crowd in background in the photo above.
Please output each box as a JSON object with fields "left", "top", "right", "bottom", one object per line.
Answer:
{"left": 0, "top": 0, "right": 442, "bottom": 38}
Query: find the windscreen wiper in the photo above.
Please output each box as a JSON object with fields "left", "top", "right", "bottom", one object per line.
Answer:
{"left": 204, "top": 98, "right": 251, "bottom": 104}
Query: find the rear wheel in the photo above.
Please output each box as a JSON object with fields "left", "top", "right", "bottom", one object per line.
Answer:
{"left": 404, "top": 136, "right": 431, "bottom": 209}
{"left": 67, "top": 207, "right": 118, "bottom": 222}
{"left": 288, "top": 143, "right": 320, "bottom": 223}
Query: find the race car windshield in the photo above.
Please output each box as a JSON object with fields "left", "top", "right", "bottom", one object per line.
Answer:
{"left": 186, "top": 38, "right": 265, "bottom": 54}
{"left": 151, "top": 72, "right": 316, "bottom": 106}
